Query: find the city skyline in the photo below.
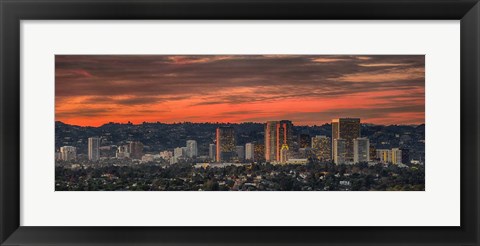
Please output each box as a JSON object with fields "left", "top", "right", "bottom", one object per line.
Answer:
{"left": 55, "top": 116, "right": 425, "bottom": 191}
{"left": 56, "top": 118, "right": 409, "bottom": 165}
{"left": 56, "top": 55, "right": 425, "bottom": 127}
{"left": 56, "top": 117, "right": 418, "bottom": 166}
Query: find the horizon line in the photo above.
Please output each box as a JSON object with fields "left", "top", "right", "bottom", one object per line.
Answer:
{"left": 55, "top": 120, "right": 426, "bottom": 128}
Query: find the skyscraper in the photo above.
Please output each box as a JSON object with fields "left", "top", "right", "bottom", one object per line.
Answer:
{"left": 245, "top": 143, "right": 254, "bottom": 161}
{"left": 311, "top": 135, "right": 331, "bottom": 161}
{"left": 216, "top": 126, "right": 235, "bottom": 162}
{"left": 129, "top": 141, "right": 144, "bottom": 159}
{"left": 264, "top": 120, "right": 293, "bottom": 162}
{"left": 265, "top": 121, "right": 277, "bottom": 162}
{"left": 186, "top": 140, "right": 198, "bottom": 158}
{"left": 391, "top": 148, "right": 403, "bottom": 165}
{"left": 236, "top": 146, "right": 245, "bottom": 161}
{"left": 333, "top": 138, "right": 346, "bottom": 165}
{"left": 331, "top": 118, "right": 360, "bottom": 162}
{"left": 209, "top": 144, "right": 216, "bottom": 161}
{"left": 280, "top": 144, "right": 289, "bottom": 163}
{"left": 60, "top": 146, "right": 76, "bottom": 161}
{"left": 88, "top": 137, "right": 100, "bottom": 161}
{"left": 353, "top": 137, "right": 370, "bottom": 163}
{"left": 376, "top": 149, "right": 392, "bottom": 163}
{"left": 254, "top": 143, "right": 265, "bottom": 162}
{"left": 278, "top": 120, "right": 293, "bottom": 160}
{"left": 369, "top": 145, "right": 377, "bottom": 161}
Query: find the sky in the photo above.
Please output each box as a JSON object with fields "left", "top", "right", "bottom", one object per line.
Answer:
{"left": 55, "top": 55, "right": 425, "bottom": 127}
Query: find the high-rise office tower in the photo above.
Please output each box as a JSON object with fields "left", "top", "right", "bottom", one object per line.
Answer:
{"left": 311, "top": 135, "right": 331, "bottom": 161}
{"left": 278, "top": 120, "right": 293, "bottom": 159}
{"left": 264, "top": 120, "right": 293, "bottom": 162}
{"left": 265, "top": 121, "right": 278, "bottom": 162}
{"left": 236, "top": 146, "right": 245, "bottom": 161}
{"left": 88, "top": 137, "right": 100, "bottom": 161}
{"left": 376, "top": 149, "right": 392, "bottom": 163}
{"left": 369, "top": 145, "right": 377, "bottom": 161}
{"left": 60, "top": 146, "right": 77, "bottom": 161}
{"left": 331, "top": 118, "right": 360, "bottom": 161}
{"left": 333, "top": 138, "right": 346, "bottom": 165}
{"left": 245, "top": 143, "right": 255, "bottom": 161}
{"left": 391, "top": 148, "right": 403, "bottom": 165}
{"left": 280, "top": 144, "right": 289, "bottom": 163}
{"left": 129, "top": 141, "right": 144, "bottom": 159}
{"left": 209, "top": 144, "right": 216, "bottom": 161}
{"left": 254, "top": 143, "right": 265, "bottom": 162}
{"left": 186, "top": 140, "right": 198, "bottom": 158}
{"left": 216, "top": 126, "right": 236, "bottom": 162}
{"left": 353, "top": 137, "right": 370, "bottom": 163}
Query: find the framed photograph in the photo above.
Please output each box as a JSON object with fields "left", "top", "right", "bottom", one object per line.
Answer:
{"left": 1, "top": 0, "right": 479, "bottom": 245}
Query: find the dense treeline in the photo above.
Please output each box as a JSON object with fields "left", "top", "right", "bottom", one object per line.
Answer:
{"left": 55, "top": 162, "right": 424, "bottom": 191}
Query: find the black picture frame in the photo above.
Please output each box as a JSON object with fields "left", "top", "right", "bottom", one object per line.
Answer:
{"left": 1, "top": 0, "right": 479, "bottom": 245}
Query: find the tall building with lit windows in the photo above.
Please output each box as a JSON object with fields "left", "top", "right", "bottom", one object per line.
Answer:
{"left": 353, "top": 137, "right": 370, "bottom": 163}
{"left": 209, "top": 144, "right": 216, "bottom": 161}
{"left": 265, "top": 121, "right": 278, "bottom": 162}
{"left": 369, "top": 145, "right": 377, "bottom": 161}
{"left": 280, "top": 144, "right": 289, "bottom": 163}
{"left": 311, "top": 135, "right": 331, "bottom": 161}
{"left": 264, "top": 120, "right": 293, "bottom": 162}
{"left": 216, "top": 126, "right": 236, "bottom": 162}
{"left": 333, "top": 138, "right": 346, "bottom": 165}
{"left": 254, "top": 144, "right": 265, "bottom": 162}
{"left": 391, "top": 148, "right": 403, "bottom": 165}
{"left": 376, "top": 149, "right": 392, "bottom": 163}
{"left": 245, "top": 143, "right": 255, "bottom": 161}
{"left": 331, "top": 118, "right": 360, "bottom": 161}
{"left": 88, "top": 137, "right": 100, "bottom": 161}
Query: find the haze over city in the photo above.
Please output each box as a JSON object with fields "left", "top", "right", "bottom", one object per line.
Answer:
{"left": 55, "top": 55, "right": 425, "bottom": 127}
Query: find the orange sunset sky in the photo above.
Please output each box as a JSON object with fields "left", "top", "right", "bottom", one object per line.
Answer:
{"left": 55, "top": 55, "right": 425, "bottom": 127}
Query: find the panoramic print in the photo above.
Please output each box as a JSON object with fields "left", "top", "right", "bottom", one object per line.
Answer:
{"left": 55, "top": 55, "right": 425, "bottom": 191}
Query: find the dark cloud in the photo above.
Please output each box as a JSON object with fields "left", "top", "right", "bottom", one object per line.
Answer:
{"left": 56, "top": 108, "right": 112, "bottom": 118}
{"left": 55, "top": 55, "right": 424, "bottom": 98}
{"left": 243, "top": 105, "right": 425, "bottom": 125}
{"left": 115, "top": 96, "right": 165, "bottom": 106}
